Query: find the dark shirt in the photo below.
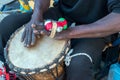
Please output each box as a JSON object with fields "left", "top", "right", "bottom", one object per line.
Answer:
{"left": 58, "top": 0, "right": 120, "bottom": 24}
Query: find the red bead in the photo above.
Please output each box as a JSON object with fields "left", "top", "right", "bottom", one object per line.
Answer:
{"left": 57, "top": 20, "right": 67, "bottom": 27}
{"left": 45, "top": 22, "right": 52, "bottom": 31}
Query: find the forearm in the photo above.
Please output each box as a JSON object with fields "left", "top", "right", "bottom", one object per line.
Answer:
{"left": 32, "top": 0, "right": 50, "bottom": 21}
{"left": 69, "top": 12, "right": 120, "bottom": 38}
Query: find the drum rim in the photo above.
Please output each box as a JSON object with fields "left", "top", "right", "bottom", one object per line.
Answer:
{"left": 4, "top": 26, "right": 70, "bottom": 75}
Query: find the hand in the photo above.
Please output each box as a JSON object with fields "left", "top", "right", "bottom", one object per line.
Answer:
{"left": 54, "top": 23, "right": 76, "bottom": 40}
{"left": 21, "top": 20, "right": 44, "bottom": 47}
{"left": 32, "top": 22, "right": 50, "bottom": 36}
{"left": 21, "top": 21, "right": 35, "bottom": 47}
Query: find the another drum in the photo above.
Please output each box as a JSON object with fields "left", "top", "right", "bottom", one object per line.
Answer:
{"left": 4, "top": 26, "right": 70, "bottom": 80}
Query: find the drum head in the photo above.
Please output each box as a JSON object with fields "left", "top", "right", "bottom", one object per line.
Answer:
{"left": 7, "top": 27, "right": 67, "bottom": 70}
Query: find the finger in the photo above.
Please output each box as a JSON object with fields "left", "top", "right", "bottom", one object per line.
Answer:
{"left": 54, "top": 33, "right": 65, "bottom": 40}
{"left": 21, "top": 29, "right": 26, "bottom": 42}
{"left": 24, "top": 29, "right": 29, "bottom": 47}
{"left": 31, "top": 32, "right": 36, "bottom": 45}
{"left": 34, "top": 33, "right": 41, "bottom": 39}
{"left": 55, "top": 35, "right": 69, "bottom": 40}
{"left": 33, "top": 29, "right": 49, "bottom": 35}
{"left": 33, "top": 30, "right": 40, "bottom": 34}
{"left": 40, "top": 30, "right": 50, "bottom": 36}
{"left": 54, "top": 36, "right": 67, "bottom": 40}
{"left": 33, "top": 30, "right": 41, "bottom": 38}
{"left": 54, "top": 36, "right": 63, "bottom": 40}
{"left": 27, "top": 28, "right": 32, "bottom": 47}
{"left": 38, "top": 22, "right": 44, "bottom": 26}
{"left": 31, "top": 24, "right": 36, "bottom": 28}
{"left": 37, "top": 35, "right": 41, "bottom": 38}
{"left": 32, "top": 24, "right": 44, "bottom": 30}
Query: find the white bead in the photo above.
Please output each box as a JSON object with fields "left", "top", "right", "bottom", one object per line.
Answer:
{"left": 57, "top": 27, "right": 63, "bottom": 32}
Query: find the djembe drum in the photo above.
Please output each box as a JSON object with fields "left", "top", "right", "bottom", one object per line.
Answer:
{"left": 4, "top": 26, "right": 70, "bottom": 80}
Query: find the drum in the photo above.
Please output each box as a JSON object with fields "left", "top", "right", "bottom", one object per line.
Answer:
{"left": 4, "top": 26, "right": 70, "bottom": 80}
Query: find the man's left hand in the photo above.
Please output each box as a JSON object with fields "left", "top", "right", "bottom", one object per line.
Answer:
{"left": 33, "top": 24, "right": 74, "bottom": 40}
{"left": 32, "top": 25, "right": 50, "bottom": 36}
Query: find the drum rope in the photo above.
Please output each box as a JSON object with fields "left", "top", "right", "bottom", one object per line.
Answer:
{"left": 47, "top": 67, "right": 57, "bottom": 80}
{"left": 27, "top": 74, "right": 34, "bottom": 80}
{"left": 28, "top": 75, "right": 32, "bottom": 80}
{"left": 59, "top": 62, "right": 63, "bottom": 68}
{"left": 18, "top": 75, "right": 28, "bottom": 80}
{"left": 23, "top": 74, "right": 33, "bottom": 80}
{"left": 46, "top": 64, "right": 61, "bottom": 80}
{"left": 26, "top": 76, "right": 31, "bottom": 80}
{"left": 44, "top": 44, "right": 70, "bottom": 80}
{"left": 29, "top": 74, "right": 35, "bottom": 80}
{"left": 25, "top": 75, "right": 31, "bottom": 80}
{"left": 16, "top": 74, "right": 26, "bottom": 80}
{"left": 17, "top": 76, "right": 25, "bottom": 80}
{"left": 55, "top": 67, "right": 58, "bottom": 78}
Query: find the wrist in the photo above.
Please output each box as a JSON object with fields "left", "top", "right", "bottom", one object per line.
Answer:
{"left": 32, "top": 11, "right": 44, "bottom": 22}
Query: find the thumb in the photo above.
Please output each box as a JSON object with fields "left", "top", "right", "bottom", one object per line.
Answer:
{"left": 32, "top": 23, "right": 44, "bottom": 30}
{"left": 54, "top": 34, "right": 64, "bottom": 40}
{"left": 40, "top": 30, "right": 50, "bottom": 36}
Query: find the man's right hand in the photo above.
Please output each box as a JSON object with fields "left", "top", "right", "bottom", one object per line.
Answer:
{"left": 21, "top": 19, "right": 44, "bottom": 47}
{"left": 21, "top": 20, "right": 36, "bottom": 47}
{"left": 20, "top": 0, "right": 50, "bottom": 47}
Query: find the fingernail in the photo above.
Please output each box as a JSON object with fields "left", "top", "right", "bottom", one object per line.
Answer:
{"left": 31, "top": 43, "right": 34, "bottom": 45}
{"left": 33, "top": 30, "right": 38, "bottom": 33}
{"left": 40, "top": 31, "right": 44, "bottom": 34}
{"left": 31, "top": 24, "right": 36, "bottom": 28}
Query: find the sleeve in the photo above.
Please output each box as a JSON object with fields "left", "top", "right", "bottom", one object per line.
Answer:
{"left": 107, "top": 0, "right": 120, "bottom": 13}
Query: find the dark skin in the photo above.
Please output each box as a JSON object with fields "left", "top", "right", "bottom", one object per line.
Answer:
{"left": 21, "top": 0, "right": 50, "bottom": 47}
{"left": 22, "top": 0, "right": 120, "bottom": 47}
{"left": 53, "top": 12, "right": 120, "bottom": 39}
